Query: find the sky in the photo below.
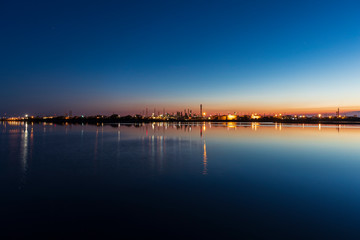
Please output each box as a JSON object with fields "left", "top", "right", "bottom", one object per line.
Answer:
{"left": 1, "top": 0, "right": 360, "bottom": 116}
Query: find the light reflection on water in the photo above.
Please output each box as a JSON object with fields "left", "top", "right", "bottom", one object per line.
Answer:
{"left": 203, "top": 139, "right": 207, "bottom": 175}
{"left": 2, "top": 121, "right": 360, "bottom": 178}
{"left": 1, "top": 121, "right": 360, "bottom": 238}
{"left": 2, "top": 121, "right": 360, "bottom": 182}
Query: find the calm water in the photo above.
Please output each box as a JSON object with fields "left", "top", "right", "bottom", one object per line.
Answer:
{"left": 1, "top": 121, "right": 360, "bottom": 239}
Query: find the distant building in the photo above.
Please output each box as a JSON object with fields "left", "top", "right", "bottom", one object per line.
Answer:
{"left": 251, "top": 114, "right": 261, "bottom": 120}
{"left": 214, "top": 114, "right": 238, "bottom": 121}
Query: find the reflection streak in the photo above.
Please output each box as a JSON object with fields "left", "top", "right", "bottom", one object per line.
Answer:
{"left": 203, "top": 140, "right": 208, "bottom": 175}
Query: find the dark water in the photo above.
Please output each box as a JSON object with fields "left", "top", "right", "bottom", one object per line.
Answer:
{"left": 1, "top": 122, "right": 360, "bottom": 239}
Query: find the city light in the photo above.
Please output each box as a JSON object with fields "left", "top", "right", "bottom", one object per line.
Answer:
{"left": 251, "top": 114, "right": 261, "bottom": 120}
{"left": 227, "top": 114, "right": 237, "bottom": 121}
{"left": 0, "top": 106, "right": 356, "bottom": 124}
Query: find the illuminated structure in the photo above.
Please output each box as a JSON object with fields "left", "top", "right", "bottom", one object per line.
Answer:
{"left": 227, "top": 114, "right": 237, "bottom": 121}
{"left": 215, "top": 114, "right": 238, "bottom": 121}
{"left": 251, "top": 114, "right": 261, "bottom": 120}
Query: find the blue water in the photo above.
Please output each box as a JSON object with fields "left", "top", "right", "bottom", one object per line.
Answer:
{"left": 1, "top": 122, "right": 360, "bottom": 239}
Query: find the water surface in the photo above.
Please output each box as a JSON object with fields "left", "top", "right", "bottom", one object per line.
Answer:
{"left": 1, "top": 122, "right": 360, "bottom": 239}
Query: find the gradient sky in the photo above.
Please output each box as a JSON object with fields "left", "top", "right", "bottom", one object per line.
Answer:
{"left": 1, "top": 0, "right": 360, "bottom": 116}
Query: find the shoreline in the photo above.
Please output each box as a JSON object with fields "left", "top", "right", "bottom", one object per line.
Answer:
{"left": 2, "top": 119, "right": 360, "bottom": 125}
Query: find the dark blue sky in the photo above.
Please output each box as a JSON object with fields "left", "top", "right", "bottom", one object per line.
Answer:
{"left": 1, "top": 0, "right": 360, "bottom": 115}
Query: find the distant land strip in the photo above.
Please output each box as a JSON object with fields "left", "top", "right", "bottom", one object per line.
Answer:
{"left": 2, "top": 115, "right": 360, "bottom": 125}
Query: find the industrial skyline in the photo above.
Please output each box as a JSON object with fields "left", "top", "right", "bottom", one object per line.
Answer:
{"left": 1, "top": 102, "right": 359, "bottom": 119}
{"left": 2, "top": 103, "right": 357, "bottom": 122}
